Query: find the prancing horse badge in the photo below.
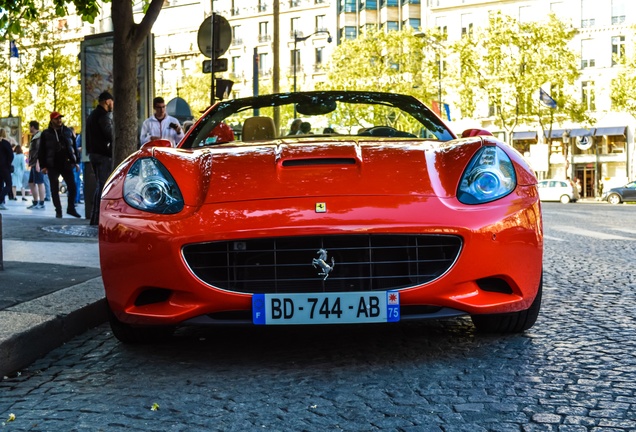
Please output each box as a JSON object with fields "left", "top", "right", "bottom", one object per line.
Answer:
{"left": 315, "top": 202, "right": 326, "bottom": 213}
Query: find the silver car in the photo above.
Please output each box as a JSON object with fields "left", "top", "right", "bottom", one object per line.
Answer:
{"left": 537, "top": 179, "right": 579, "bottom": 203}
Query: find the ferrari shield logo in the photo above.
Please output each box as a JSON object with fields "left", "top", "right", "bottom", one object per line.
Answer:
{"left": 315, "top": 202, "right": 326, "bottom": 213}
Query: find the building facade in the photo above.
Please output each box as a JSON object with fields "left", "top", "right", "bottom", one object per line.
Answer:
{"left": 64, "top": 0, "right": 634, "bottom": 194}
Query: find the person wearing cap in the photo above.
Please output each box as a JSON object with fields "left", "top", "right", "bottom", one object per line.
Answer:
{"left": 139, "top": 96, "right": 184, "bottom": 146}
{"left": 37, "top": 111, "right": 81, "bottom": 218}
{"left": 86, "top": 90, "right": 114, "bottom": 225}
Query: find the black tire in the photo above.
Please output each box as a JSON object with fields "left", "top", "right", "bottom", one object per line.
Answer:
{"left": 471, "top": 274, "right": 542, "bottom": 333}
{"left": 607, "top": 194, "right": 621, "bottom": 205}
{"left": 107, "top": 306, "right": 174, "bottom": 344}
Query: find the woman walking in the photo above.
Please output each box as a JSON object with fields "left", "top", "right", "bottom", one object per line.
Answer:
{"left": 11, "top": 144, "right": 27, "bottom": 201}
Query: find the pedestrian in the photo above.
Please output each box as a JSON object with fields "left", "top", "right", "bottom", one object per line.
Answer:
{"left": 86, "top": 90, "right": 114, "bottom": 225}
{"left": 74, "top": 131, "right": 84, "bottom": 204}
{"left": 287, "top": 118, "right": 302, "bottom": 135}
{"left": 11, "top": 144, "right": 27, "bottom": 201}
{"left": 299, "top": 121, "right": 312, "bottom": 134}
{"left": 0, "top": 128, "right": 14, "bottom": 210}
{"left": 139, "top": 96, "right": 184, "bottom": 146}
{"left": 38, "top": 111, "right": 81, "bottom": 218}
{"left": 26, "top": 121, "right": 46, "bottom": 210}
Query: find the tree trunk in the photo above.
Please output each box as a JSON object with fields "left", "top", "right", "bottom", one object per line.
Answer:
{"left": 111, "top": 0, "right": 163, "bottom": 167}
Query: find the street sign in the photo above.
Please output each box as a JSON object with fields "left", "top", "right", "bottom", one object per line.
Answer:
{"left": 203, "top": 58, "right": 228, "bottom": 73}
{"left": 197, "top": 14, "right": 231, "bottom": 59}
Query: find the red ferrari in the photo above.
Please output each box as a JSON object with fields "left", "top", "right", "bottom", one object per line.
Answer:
{"left": 99, "top": 91, "right": 543, "bottom": 343}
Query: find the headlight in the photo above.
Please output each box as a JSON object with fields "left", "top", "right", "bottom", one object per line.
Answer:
{"left": 457, "top": 146, "right": 516, "bottom": 204}
{"left": 123, "top": 158, "right": 184, "bottom": 214}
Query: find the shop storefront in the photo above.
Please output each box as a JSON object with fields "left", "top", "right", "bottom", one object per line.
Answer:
{"left": 568, "top": 126, "right": 628, "bottom": 198}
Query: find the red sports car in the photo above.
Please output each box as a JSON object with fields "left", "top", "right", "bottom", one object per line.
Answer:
{"left": 99, "top": 91, "right": 543, "bottom": 343}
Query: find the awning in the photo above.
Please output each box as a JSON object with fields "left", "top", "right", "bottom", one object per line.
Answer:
{"left": 594, "top": 126, "right": 626, "bottom": 137}
{"left": 512, "top": 131, "right": 537, "bottom": 140}
{"left": 543, "top": 129, "right": 567, "bottom": 139}
{"left": 569, "top": 128, "right": 594, "bottom": 137}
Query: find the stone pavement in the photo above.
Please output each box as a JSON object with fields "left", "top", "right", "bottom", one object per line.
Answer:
{"left": 0, "top": 196, "right": 106, "bottom": 377}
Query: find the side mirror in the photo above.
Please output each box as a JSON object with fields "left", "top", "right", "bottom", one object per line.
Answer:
{"left": 461, "top": 128, "right": 493, "bottom": 138}
{"left": 141, "top": 139, "right": 173, "bottom": 150}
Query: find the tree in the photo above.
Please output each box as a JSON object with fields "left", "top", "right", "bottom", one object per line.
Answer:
{"left": 610, "top": 35, "right": 636, "bottom": 119}
{"left": 1, "top": 0, "right": 163, "bottom": 166}
{"left": 322, "top": 28, "right": 442, "bottom": 111}
{"left": 453, "top": 12, "right": 585, "bottom": 148}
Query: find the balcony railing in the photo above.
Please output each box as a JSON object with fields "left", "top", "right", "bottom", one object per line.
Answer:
{"left": 258, "top": 34, "right": 272, "bottom": 43}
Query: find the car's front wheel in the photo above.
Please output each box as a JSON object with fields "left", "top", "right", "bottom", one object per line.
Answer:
{"left": 607, "top": 193, "right": 622, "bottom": 205}
{"left": 471, "top": 275, "right": 542, "bottom": 333}
{"left": 107, "top": 306, "right": 175, "bottom": 344}
{"left": 559, "top": 194, "right": 571, "bottom": 204}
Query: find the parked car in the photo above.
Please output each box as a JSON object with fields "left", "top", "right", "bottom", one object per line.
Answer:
{"left": 537, "top": 179, "right": 579, "bottom": 203}
{"left": 602, "top": 181, "right": 636, "bottom": 204}
{"left": 99, "top": 91, "right": 543, "bottom": 343}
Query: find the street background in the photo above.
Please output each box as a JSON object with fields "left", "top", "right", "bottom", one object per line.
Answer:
{"left": 0, "top": 203, "right": 635, "bottom": 431}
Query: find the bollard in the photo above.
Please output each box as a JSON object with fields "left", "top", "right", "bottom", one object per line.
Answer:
{"left": 0, "top": 213, "right": 3, "bottom": 271}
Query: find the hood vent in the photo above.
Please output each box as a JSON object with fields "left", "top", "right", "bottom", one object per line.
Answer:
{"left": 282, "top": 158, "right": 357, "bottom": 167}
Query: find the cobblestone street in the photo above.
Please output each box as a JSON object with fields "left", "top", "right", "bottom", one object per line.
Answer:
{"left": 1, "top": 203, "right": 635, "bottom": 431}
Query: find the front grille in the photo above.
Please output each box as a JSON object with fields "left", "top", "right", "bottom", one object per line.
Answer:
{"left": 182, "top": 235, "right": 462, "bottom": 294}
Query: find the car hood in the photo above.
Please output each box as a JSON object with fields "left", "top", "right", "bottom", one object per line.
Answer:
{"left": 106, "top": 137, "right": 535, "bottom": 206}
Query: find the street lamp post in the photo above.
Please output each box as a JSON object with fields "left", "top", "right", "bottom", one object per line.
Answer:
{"left": 293, "top": 30, "right": 332, "bottom": 94}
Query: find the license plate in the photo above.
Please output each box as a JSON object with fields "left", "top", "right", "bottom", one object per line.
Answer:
{"left": 252, "top": 291, "right": 400, "bottom": 325}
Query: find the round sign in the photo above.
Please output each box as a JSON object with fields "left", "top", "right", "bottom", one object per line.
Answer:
{"left": 197, "top": 14, "right": 231, "bottom": 58}
{"left": 576, "top": 135, "right": 593, "bottom": 151}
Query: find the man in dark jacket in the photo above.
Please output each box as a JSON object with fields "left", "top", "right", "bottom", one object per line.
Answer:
{"left": 0, "top": 130, "right": 13, "bottom": 210}
{"left": 38, "top": 112, "right": 81, "bottom": 218}
{"left": 86, "top": 90, "right": 114, "bottom": 225}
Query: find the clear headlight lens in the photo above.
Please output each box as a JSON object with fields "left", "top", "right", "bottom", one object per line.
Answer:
{"left": 123, "top": 158, "right": 184, "bottom": 214}
{"left": 457, "top": 146, "right": 516, "bottom": 204}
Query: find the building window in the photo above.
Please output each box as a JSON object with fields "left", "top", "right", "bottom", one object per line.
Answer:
{"left": 581, "top": 39, "right": 595, "bottom": 68}
{"left": 343, "top": 0, "right": 356, "bottom": 12}
{"left": 232, "top": 56, "right": 240, "bottom": 74}
{"left": 612, "top": 36, "right": 625, "bottom": 66}
{"left": 290, "top": 49, "right": 300, "bottom": 71}
{"left": 315, "top": 15, "right": 326, "bottom": 32}
{"left": 549, "top": 2, "right": 564, "bottom": 14}
{"left": 518, "top": 6, "right": 536, "bottom": 23}
{"left": 258, "top": 53, "right": 269, "bottom": 76}
{"left": 340, "top": 26, "right": 357, "bottom": 41}
{"left": 258, "top": 0, "right": 267, "bottom": 12}
{"left": 581, "top": 0, "right": 595, "bottom": 28}
{"left": 404, "top": 18, "right": 421, "bottom": 30}
{"left": 289, "top": 0, "right": 300, "bottom": 7}
{"left": 362, "top": 0, "right": 378, "bottom": 9}
{"left": 582, "top": 81, "right": 595, "bottom": 111}
{"left": 232, "top": 25, "right": 242, "bottom": 46}
{"left": 436, "top": 16, "right": 447, "bottom": 40}
{"left": 461, "top": 14, "right": 473, "bottom": 37}
{"left": 259, "top": 22, "right": 270, "bottom": 42}
{"left": 385, "top": 21, "right": 399, "bottom": 32}
{"left": 384, "top": 0, "right": 399, "bottom": 6}
{"left": 291, "top": 17, "right": 300, "bottom": 38}
{"left": 315, "top": 47, "right": 324, "bottom": 69}
{"left": 612, "top": 0, "right": 626, "bottom": 24}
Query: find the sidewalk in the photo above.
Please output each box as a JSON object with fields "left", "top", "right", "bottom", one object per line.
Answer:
{"left": 0, "top": 196, "right": 106, "bottom": 378}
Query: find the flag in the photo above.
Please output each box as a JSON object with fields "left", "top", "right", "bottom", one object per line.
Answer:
{"left": 9, "top": 41, "right": 19, "bottom": 59}
{"left": 539, "top": 88, "right": 557, "bottom": 109}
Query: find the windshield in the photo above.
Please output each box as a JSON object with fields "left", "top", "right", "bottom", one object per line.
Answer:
{"left": 181, "top": 91, "right": 455, "bottom": 149}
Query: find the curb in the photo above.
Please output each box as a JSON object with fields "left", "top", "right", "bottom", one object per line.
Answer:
{"left": 0, "top": 277, "right": 107, "bottom": 378}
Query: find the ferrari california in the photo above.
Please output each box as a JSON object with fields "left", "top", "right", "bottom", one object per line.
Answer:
{"left": 99, "top": 91, "right": 543, "bottom": 343}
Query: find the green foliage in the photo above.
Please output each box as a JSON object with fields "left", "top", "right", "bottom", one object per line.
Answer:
{"left": 0, "top": 0, "right": 81, "bottom": 129}
{"left": 0, "top": 0, "right": 107, "bottom": 36}
{"left": 611, "top": 30, "right": 636, "bottom": 118}
{"left": 322, "top": 28, "right": 441, "bottom": 107}
{"left": 453, "top": 11, "right": 584, "bottom": 140}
